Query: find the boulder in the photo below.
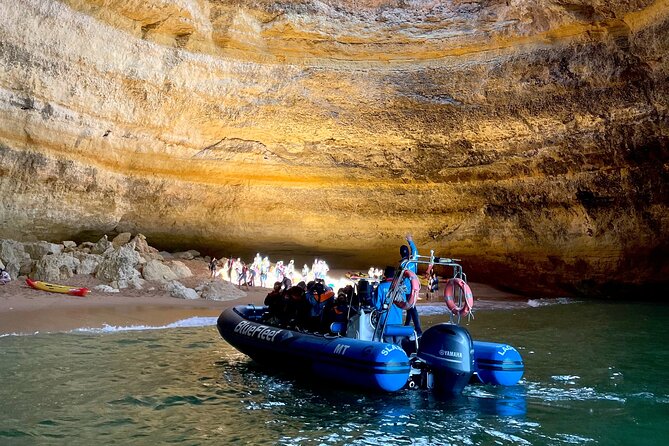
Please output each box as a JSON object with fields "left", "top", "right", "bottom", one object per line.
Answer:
{"left": 142, "top": 259, "right": 178, "bottom": 282}
{"left": 33, "top": 252, "right": 81, "bottom": 282}
{"left": 173, "top": 250, "right": 200, "bottom": 260}
{"left": 139, "top": 252, "right": 164, "bottom": 263}
{"left": 91, "top": 235, "right": 113, "bottom": 255}
{"left": 128, "top": 276, "right": 147, "bottom": 290}
{"left": 0, "top": 240, "right": 32, "bottom": 279}
{"left": 62, "top": 241, "right": 77, "bottom": 250}
{"left": 168, "top": 261, "right": 192, "bottom": 280}
{"left": 95, "top": 244, "right": 141, "bottom": 289}
{"left": 19, "top": 260, "right": 34, "bottom": 276}
{"left": 110, "top": 276, "right": 146, "bottom": 290}
{"left": 24, "top": 241, "right": 63, "bottom": 260}
{"left": 93, "top": 284, "right": 120, "bottom": 293}
{"left": 111, "top": 232, "right": 132, "bottom": 248}
{"left": 165, "top": 280, "right": 199, "bottom": 299}
{"left": 129, "top": 233, "right": 157, "bottom": 254}
{"left": 199, "top": 280, "right": 246, "bottom": 301}
{"left": 75, "top": 253, "right": 102, "bottom": 275}
{"left": 159, "top": 251, "right": 174, "bottom": 259}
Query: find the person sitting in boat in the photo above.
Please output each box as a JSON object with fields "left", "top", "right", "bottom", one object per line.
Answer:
{"left": 263, "top": 281, "right": 285, "bottom": 326}
{"left": 284, "top": 282, "right": 310, "bottom": 329}
{"left": 355, "top": 279, "right": 375, "bottom": 308}
{"left": 304, "top": 280, "right": 335, "bottom": 332}
{"left": 322, "top": 286, "right": 353, "bottom": 333}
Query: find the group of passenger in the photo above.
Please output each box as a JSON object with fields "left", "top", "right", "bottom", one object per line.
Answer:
{"left": 210, "top": 235, "right": 435, "bottom": 339}
{"left": 208, "top": 254, "right": 331, "bottom": 289}
{"left": 260, "top": 234, "right": 430, "bottom": 338}
{"left": 263, "top": 279, "right": 349, "bottom": 333}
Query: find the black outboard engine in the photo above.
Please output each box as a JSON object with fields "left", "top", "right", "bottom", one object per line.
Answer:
{"left": 417, "top": 323, "right": 474, "bottom": 396}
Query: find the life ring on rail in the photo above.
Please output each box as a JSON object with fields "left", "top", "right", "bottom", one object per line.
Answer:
{"left": 394, "top": 269, "right": 420, "bottom": 310}
{"left": 443, "top": 278, "right": 474, "bottom": 317}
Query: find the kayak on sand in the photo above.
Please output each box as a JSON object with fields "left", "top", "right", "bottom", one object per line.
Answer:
{"left": 26, "top": 278, "right": 90, "bottom": 297}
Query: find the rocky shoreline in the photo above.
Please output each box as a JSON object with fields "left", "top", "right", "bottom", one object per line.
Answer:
{"left": 0, "top": 233, "right": 532, "bottom": 335}
{"left": 0, "top": 233, "right": 245, "bottom": 301}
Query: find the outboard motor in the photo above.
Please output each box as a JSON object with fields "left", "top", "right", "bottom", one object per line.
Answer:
{"left": 417, "top": 323, "right": 474, "bottom": 396}
{"left": 356, "top": 279, "right": 374, "bottom": 307}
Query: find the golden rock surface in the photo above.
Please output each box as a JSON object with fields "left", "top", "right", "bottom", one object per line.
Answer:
{"left": 0, "top": 0, "right": 667, "bottom": 296}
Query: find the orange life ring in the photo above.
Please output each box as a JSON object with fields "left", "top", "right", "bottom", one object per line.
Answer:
{"left": 443, "top": 278, "right": 474, "bottom": 317}
{"left": 394, "top": 269, "right": 420, "bottom": 310}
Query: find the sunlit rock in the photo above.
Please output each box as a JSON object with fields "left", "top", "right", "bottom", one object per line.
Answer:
{"left": 199, "top": 280, "right": 246, "bottom": 301}
{"left": 168, "top": 260, "right": 193, "bottom": 280}
{"left": 142, "top": 259, "right": 179, "bottom": 282}
{"left": 34, "top": 253, "right": 80, "bottom": 282}
{"left": 0, "top": 0, "right": 667, "bottom": 297}
{"left": 0, "top": 240, "right": 32, "bottom": 279}
{"left": 24, "top": 241, "right": 63, "bottom": 260}
{"left": 111, "top": 233, "right": 133, "bottom": 248}
{"left": 96, "top": 245, "right": 141, "bottom": 288}
{"left": 165, "top": 280, "right": 199, "bottom": 299}
{"left": 74, "top": 253, "right": 102, "bottom": 275}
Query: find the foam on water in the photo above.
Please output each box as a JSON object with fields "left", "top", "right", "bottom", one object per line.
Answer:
{"left": 416, "top": 305, "right": 451, "bottom": 316}
{"left": 551, "top": 375, "right": 581, "bottom": 383}
{"left": 418, "top": 297, "right": 579, "bottom": 315}
{"left": 525, "top": 381, "right": 627, "bottom": 403}
{"left": 528, "top": 297, "right": 580, "bottom": 307}
{"left": 71, "top": 316, "right": 219, "bottom": 334}
{"left": 0, "top": 331, "right": 41, "bottom": 337}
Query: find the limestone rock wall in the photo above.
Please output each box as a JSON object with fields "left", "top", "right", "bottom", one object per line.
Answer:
{"left": 1, "top": 0, "right": 667, "bottom": 297}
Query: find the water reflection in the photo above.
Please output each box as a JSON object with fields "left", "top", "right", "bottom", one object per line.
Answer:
{"left": 213, "top": 354, "right": 529, "bottom": 445}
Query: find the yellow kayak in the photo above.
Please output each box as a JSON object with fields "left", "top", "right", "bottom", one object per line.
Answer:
{"left": 26, "top": 278, "right": 90, "bottom": 297}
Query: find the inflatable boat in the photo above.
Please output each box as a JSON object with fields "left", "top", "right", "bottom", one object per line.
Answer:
{"left": 216, "top": 252, "right": 524, "bottom": 395}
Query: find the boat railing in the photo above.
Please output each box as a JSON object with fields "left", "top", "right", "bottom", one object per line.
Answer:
{"left": 372, "top": 251, "right": 468, "bottom": 341}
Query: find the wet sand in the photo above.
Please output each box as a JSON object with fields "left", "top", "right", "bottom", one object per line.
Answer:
{"left": 0, "top": 267, "right": 528, "bottom": 335}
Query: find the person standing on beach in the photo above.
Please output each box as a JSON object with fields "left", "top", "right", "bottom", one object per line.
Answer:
{"left": 260, "top": 257, "right": 270, "bottom": 287}
{"left": 427, "top": 269, "right": 439, "bottom": 301}
{"left": 209, "top": 257, "right": 217, "bottom": 279}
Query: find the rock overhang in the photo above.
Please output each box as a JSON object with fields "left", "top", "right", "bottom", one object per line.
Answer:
{"left": 0, "top": 0, "right": 667, "bottom": 298}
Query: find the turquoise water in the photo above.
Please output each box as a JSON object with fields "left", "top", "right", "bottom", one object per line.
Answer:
{"left": 1, "top": 301, "right": 668, "bottom": 445}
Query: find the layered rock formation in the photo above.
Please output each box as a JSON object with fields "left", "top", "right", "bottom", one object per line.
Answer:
{"left": 0, "top": 0, "right": 667, "bottom": 297}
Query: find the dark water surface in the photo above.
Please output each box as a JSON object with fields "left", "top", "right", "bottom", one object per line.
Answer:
{"left": 1, "top": 301, "right": 668, "bottom": 445}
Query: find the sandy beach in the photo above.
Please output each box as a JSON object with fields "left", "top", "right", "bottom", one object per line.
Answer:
{"left": 0, "top": 262, "right": 528, "bottom": 335}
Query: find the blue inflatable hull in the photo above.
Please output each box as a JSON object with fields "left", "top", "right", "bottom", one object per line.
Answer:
{"left": 473, "top": 341, "right": 524, "bottom": 386}
{"left": 217, "top": 305, "right": 411, "bottom": 393}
